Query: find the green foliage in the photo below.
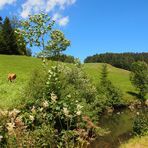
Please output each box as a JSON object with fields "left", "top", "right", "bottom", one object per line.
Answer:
{"left": 100, "top": 64, "right": 108, "bottom": 84}
{"left": 0, "top": 16, "right": 26, "bottom": 55}
{"left": 133, "top": 112, "right": 148, "bottom": 136}
{"left": 97, "top": 64, "right": 123, "bottom": 107}
{"left": 130, "top": 61, "right": 148, "bottom": 101}
{"left": 0, "top": 55, "right": 43, "bottom": 109}
{"left": 47, "top": 54, "right": 75, "bottom": 63}
{"left": 24, "top": 68, "right": 47, "bottom": 102}
{"left": 0, "top": 17, "right": 19, "bottom": 55}
{"left": 46, "top": 30, "right": 70, "bottom": 58}
{"left": 16, "top": 12, "right": 54, "bottom": 50}
{"left": 0, "top": 63, "right": 107, "bottom": 147}
{"left": 84, "top": 52, "right": 148, "bottom": 70}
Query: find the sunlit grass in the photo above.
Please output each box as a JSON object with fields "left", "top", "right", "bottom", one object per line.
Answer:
{"left": 83, "top": 63, "right": 139, "bottom": 103}
{"left": 0, "top": 55, "right": 146, "bottom": 109}
{"left": 120, "top": 135, "right": 148, "bottom": 148}
{"left": 0, "top": 55, "right": 43, "bottom": 109}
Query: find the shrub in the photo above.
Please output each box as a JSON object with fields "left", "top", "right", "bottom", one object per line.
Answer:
{"left": 133, "top": 112, "right": 148, "bottom": 136}
{"left": 0, "top": 63, "right": 107, "bottom": 147}
{"left": 96, "top": 64, "right": 123, "bottom": 109}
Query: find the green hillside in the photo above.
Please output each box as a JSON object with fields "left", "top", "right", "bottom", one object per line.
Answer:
{"left": 0, "top": 55, "right": 43, "bottom": 109}
{"left": 83, "top": 63, "right": 137, "bottom": 103}
{"left": 0, "top": 55, "right": 141, "bottom": 109}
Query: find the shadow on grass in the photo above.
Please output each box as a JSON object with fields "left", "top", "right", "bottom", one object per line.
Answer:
{"left": 127, "top": 91, "right": 139, "bottom": 99}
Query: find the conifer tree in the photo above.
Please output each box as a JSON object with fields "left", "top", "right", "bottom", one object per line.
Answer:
{"left": 1, "top": 17, "right": 19, "bottom": 54}
{"left": 0, "top": 16, "right": 6, "bottom": 54}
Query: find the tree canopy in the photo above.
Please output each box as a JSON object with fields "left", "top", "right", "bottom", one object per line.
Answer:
{"left": 130, "top": 61, "right": 148, "bottom": 101}
{"left": 84, "top": 52, "right": 148, "bottom": 70}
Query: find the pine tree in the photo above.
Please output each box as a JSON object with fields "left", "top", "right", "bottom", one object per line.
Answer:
{"left": 1, "top": 17, "right": 19, "bottom": 55}
{"left": 0, "top": 16, "right": 7, "bottom": 54}
{"left": 100, "top": 64, "right": 108, "bottom": 84}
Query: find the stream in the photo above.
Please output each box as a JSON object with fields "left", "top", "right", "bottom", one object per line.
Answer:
{"left": 89, "top": 107, "right": 148, "bottom": 148}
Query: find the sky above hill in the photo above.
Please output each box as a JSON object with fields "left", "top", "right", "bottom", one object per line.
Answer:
{"left": 0, "top": 0, "right": 148, "bottom": 61}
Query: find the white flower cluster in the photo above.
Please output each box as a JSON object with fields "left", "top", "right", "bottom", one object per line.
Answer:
{"left": 29, "top": 115, "right": 35, "bottom": 121}
{"left": 0, "top": 135, "right": 3, "bottom": 142}
{"left": 9, "top": 109, "right": 20, "bottom": 118}
{"left": 76, "top": 104, "right": 83, "bottom": 116}
{"left": 42, "top": 100, "right": 49, "bottom": 108}
{"left": 51, "top": 92, "right": 58, "bottom": 103}
{"left": 63, "top": 107, "right": 70, "bottom": 117}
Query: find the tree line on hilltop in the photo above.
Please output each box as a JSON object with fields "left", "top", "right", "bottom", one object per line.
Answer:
{"left": 84, "top": 52, "right": 148, "bottom": 70}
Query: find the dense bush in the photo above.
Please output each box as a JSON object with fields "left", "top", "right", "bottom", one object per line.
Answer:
{"left": 130, "top": 61, "right": 148, "bottom": 101}
{"left": 0, "top": 63, "right": 107, "bottom": 147}
{"left": 96, "top": 64, "right": 123, "bottom": 109}
{"left": 133, "top": 112, "right": 148, "bottom": 136}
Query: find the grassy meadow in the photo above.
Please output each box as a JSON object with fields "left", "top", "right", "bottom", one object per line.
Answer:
{"left": 83, "top": 63, "right": 138, "bottom": 102}
{"left": 120, "top": 135, "right": 148, "bottom": 148}
{"left": 0, "top": 55, "right": 140, "bottom": 109}
{"left": 0, "top": 55, "right": 43, "bottom": 109}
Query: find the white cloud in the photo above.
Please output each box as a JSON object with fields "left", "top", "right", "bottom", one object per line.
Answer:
{"left": 0, "top": 0, "right": 16, "bottom": 9}
{"left": 20, "top": 0, "right": 76, "bottom": 26}
{"left": 21, "top": 0, "right": 46, "bottom": 18}
{"left": 58, "top": 16, "right": 69, "bottom": 26}
{"left": 53, "top": 13, "right": 69, "bottom": 26}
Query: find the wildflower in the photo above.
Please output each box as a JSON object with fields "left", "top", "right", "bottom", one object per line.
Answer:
{"left": 51, "top": 92, "right": 58, "bottom": 103}
{"left": 43, "top": 100, "right": 49, "bottom": 108}
{"left": 31, "top": 106, "right": 36, "bottom": 113}
{"left": 0, "top": 135, "right": 3, "bottom": 142}
{"left": 29, "top": 115, "right": 34, "bottom": 121}
{"left": 39, "top": 107, "right": 43, "bottom": 112}
{"left": 67, "top": 94, "right": 71, "bottom": 98}
{"left": 6, "top": 122, "right": 15, "bottom": 135}
{"left": 63, "top": 107, "right": 69, "bottom": 117}
{"left": 9, "top": 109, "right": 20, "bottom": 118}
{"left": 76, "top": 111, "right": 81, "bottom": 116}
{"left": 77, "top": 104, "right": 83, "bottom": 110}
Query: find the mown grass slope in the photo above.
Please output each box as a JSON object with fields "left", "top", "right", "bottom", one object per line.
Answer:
{"left": 83, "top": 63, "right": 138, "bottom": 103}
{"left": 0, "top": 55, "right": 141, "bottom": 109}
{"left": 0, "top": 55, "right": 43, "bottom": 109}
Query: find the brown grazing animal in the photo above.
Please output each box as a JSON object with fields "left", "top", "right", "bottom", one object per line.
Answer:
{"left": 8, "top": 73, "right": 16, "bottom": 82}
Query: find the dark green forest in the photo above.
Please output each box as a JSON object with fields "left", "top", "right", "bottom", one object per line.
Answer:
{"left": 84, "top": 52, "right": 148, "bottom": 70}
{"left": 0, "top": 16, "right": 27, "bottom": 55}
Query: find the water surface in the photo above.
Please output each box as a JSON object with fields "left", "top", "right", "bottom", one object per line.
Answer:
{"left": 89, "top": 107, "right": 147, "bottom": 148}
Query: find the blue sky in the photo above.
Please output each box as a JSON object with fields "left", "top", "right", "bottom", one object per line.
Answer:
{"left": 0, "top": 0, "right": 148, "bottom": 61}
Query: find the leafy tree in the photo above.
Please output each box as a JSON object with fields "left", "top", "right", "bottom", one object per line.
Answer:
{"left": 16, "top": 12, "right": 70, "bottom": 60}
{"left": 130, "top": 61, "right": 148, "bottom": 101}
{"left": 10, "top": 16, "right": 27, "bottom": 55}
{"left": 16, "top": 12, "right": 55, "bottom": 54}
{"left": 46, "top": 30, "right": 70, "bottom": 59}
